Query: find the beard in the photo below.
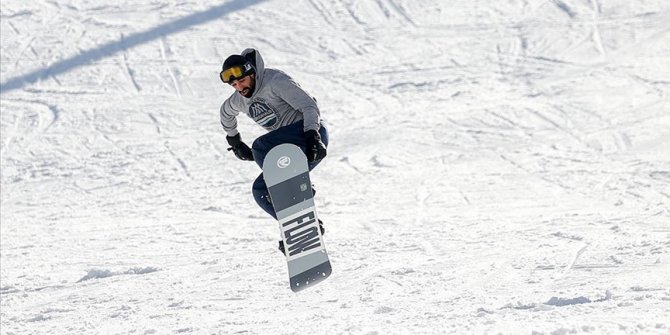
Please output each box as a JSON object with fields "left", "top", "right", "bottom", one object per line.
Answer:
{"left": 239, "top": 76, "right": 256, "bottom": 98}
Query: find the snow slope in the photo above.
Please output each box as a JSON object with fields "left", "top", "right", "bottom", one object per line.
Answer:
{"left": 2, "top": 0, "right": 669, "bottom": 334}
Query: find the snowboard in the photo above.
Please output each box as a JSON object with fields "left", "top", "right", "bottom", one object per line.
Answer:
{"left": 262, "top": 143, "right": 331, "bottom": 292}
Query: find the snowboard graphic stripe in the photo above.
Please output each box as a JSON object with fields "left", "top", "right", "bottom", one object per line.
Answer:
{"left": 290, "top": 260, "right": 331, "bottom": 292}
{"left": 267, "top": 172, "right": 312, "bottom": 213}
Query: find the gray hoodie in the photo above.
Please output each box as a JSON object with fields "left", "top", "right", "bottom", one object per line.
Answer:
{"left": 219, "top": 48, "right": 321, "bottom": 137}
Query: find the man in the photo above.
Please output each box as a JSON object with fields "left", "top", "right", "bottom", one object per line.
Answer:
{"left": 219, "top": 48, "right": 328, "bottom": 254}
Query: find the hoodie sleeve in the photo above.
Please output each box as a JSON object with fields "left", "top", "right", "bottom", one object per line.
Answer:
{"left": 272, "top": 74, "right": 321, "bottom": 132}
{"left": 220, "top": 98, "right": 240, "bottom": 137}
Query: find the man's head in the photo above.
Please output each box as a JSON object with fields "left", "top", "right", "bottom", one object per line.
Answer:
{"left": 220, "top": 54, "right": 256, "bottom": 98}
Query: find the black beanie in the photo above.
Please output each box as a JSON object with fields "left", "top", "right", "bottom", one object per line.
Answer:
{"left": 222, "top": 55, "right": 255, "bottom": 74}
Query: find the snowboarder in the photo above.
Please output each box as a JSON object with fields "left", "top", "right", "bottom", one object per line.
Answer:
{"left": 218, "top": 48, "right": 328, "bottom": 253}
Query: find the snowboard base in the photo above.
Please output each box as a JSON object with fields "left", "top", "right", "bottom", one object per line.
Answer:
{"left": 263, "top": 143, "right": 331, "bottom": 292}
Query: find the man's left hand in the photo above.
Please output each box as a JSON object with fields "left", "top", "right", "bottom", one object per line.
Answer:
{"left": 304, "top": 130, "right": 327, "bottom": 162}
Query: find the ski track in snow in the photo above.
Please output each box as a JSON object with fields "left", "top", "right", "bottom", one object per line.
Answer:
{"left": 1, "top": 0, "right": 670, "bottom": 334}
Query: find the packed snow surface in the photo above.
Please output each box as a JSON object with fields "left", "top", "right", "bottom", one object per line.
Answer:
{"left": 1, "top": 0, "right": 669, "bottom": 334}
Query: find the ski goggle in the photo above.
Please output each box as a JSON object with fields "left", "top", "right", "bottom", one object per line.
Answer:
{"left": 220, "top": 63, "right": 253, "bottom": 84}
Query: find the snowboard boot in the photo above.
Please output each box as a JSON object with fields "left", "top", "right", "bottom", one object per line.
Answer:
{"left": 278, "top": 240, "right": 285, "bottom": 255}
{"left": 278, "top": 219, "right": 325, "bottom": 255}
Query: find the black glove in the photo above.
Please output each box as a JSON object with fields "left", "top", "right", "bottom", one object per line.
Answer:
{"left": 304, "top": 130, "right": 327, "bottom": 162}
{"left": 226, "top": 133, "right": 254, "bottom": 161}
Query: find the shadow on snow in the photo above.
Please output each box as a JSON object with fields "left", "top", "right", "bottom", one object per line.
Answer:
{"left": 0, "top": 0, "right": 265, "bottom": 94}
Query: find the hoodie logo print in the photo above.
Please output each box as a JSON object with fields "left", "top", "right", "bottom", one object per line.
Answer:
{"left": 248, "top": 100, "right": 278, "bottom": 128}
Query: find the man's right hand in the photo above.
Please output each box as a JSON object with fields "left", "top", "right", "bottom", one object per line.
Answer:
{"left": 226, "top": 133, "right": 254, "bottom": 161}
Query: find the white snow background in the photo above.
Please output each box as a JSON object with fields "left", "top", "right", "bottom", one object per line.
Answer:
{"left": 1, "top": 0, "right": 669, "bottom": 334}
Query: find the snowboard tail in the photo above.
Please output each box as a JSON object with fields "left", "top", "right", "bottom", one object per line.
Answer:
{"left": 262, "top": 143, "right": 331, "bottom": 292}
